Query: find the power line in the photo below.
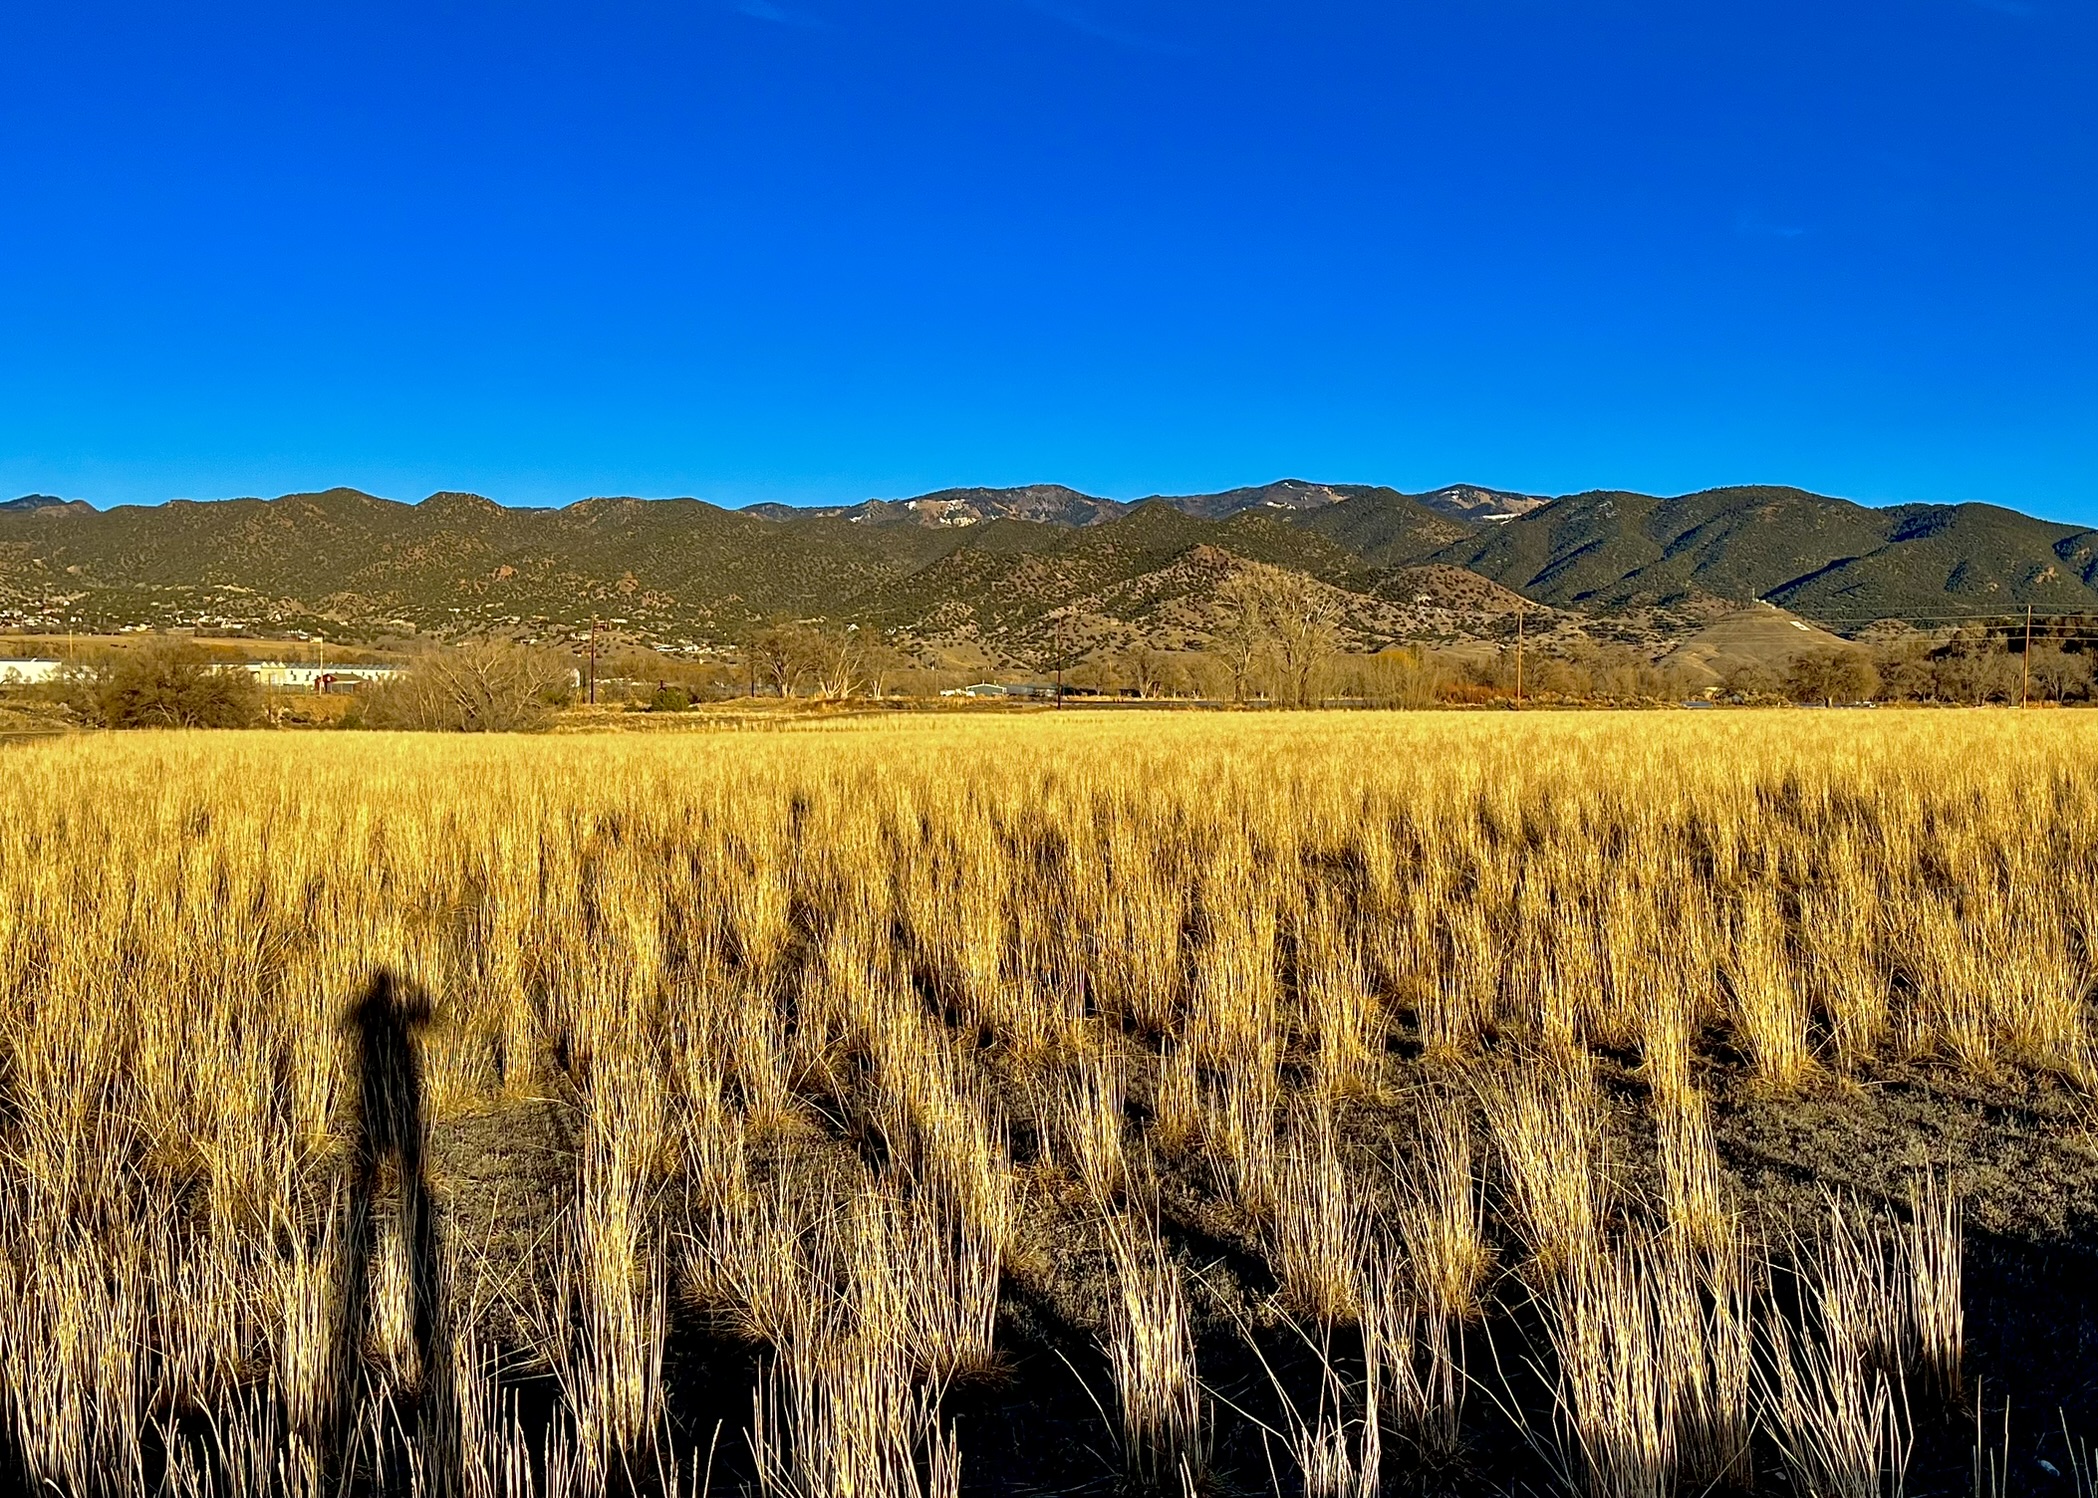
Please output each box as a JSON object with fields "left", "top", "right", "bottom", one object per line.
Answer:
{"left": 1790, "top": 609, "right": 2098, "bottom": 628}
{"left": 1823, "top": 624, "right": 2098, "bottom": 633}
{"left": 2024, "top": 604, "right": 2033, "bottom": 708}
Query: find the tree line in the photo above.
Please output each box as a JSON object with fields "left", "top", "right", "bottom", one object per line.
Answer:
{"left": 9, "top": 610, "right": 2090, "bottom": 732}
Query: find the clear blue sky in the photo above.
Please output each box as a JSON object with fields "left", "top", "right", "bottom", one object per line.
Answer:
{"left": 3, "top": 2, "right": 2094, "bottom": 522}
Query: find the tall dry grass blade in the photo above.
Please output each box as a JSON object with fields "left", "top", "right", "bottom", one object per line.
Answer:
{"left": 1484, "top": 1057, "right": 1607, "bottom": 1282}
{"left": 1271, "top": 1106, "right": 1368, "bottom": 1325}
{"left": 1100, "top": 1211, "right": 1208, "bottom": 1490}
{"left": 1396, "top": 1091, "right": 1491, "bottom": 1322}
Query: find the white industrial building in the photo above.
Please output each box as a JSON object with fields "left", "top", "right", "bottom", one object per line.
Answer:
{"left": 245, "top": 663, "right": 400, "bottom": 690}
{"left": 0, "top": 659, "right": 63, "bottom": 685}
{"left": 0, "top": 658, "right": 400, "bottom": 691}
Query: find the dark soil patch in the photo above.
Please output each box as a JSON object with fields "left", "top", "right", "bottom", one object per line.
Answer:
{"left": 417, "top": 1057, "right": 2098, "bottom": 1497}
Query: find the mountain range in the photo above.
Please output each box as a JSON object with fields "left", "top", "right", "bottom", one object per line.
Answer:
{"left": 3, "top": 479, "right": 2093, "bottom": 663}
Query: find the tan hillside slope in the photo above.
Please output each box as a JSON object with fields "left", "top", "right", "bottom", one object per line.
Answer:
{"left": 1656, "top": 604, "right": 1859, "bottom": 690}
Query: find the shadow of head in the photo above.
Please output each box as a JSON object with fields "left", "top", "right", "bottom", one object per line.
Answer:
{"left": 352, "top": 969, "right": 433, "bottom": 1036}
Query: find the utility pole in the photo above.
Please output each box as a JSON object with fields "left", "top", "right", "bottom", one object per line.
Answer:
{"left": 1054, "top": 611, "right": 1065, "bottom": 709}
{"left": 317, "top": 632, "right": 325, "bottom": 695}
{"left": 1514, "top": 603, "right": 1524, "bottom": 708}
{"left": 588, "top": 617, "right": 599, "bottom": 706}
{"left": 2022, "top": 604, "right": 2033, "bottom": 708}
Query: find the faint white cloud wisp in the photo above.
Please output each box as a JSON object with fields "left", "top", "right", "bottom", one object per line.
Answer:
{"left": 736, "top": 0, "right": 826, "bottom": 29}
{"left": 1016, "top": 0, "right": 1190, "bottom": 55}
{"left": 1736, "top": 209, "right": 1809, "bottom": 240}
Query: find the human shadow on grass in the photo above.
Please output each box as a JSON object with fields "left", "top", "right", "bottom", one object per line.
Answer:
{"left": 334, "top": 969, "right": 454, "bottom": 1492}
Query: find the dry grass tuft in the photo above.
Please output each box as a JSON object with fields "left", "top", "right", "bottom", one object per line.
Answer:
{"left": 1485, "top": 1056, "right": 1609, "bottom": 1282}
{"left": 1100, "top": 1210, "right": 1207, "bottom": 1491}
{"left": 1396, "top": 1091, "right": 1491, "bottom": 1323}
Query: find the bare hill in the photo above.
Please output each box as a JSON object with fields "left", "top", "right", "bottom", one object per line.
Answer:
{"left": 1654, "top": 605, "right": 1862, "bottom": 689}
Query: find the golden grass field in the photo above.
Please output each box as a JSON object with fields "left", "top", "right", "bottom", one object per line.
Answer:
{"left": 2, "top": 711, "right": 2095, "bottom": 1498}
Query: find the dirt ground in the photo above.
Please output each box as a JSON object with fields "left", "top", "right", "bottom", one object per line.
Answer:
{"left": 420, "top": 1047, "right": 2098, "bottom": 1498}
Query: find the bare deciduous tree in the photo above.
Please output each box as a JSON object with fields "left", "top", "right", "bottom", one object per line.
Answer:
{"left": 1260, "top": 570, "right": 1343, "bottom": 708}
{"left": 745, "top": 623, "right": 819, "bottom": 699}
{"left": 860, "top": 640, "right": 906, "bottom": 699}
{"left": 1211, "top": 566, "right": 1342, "bottom": 707}
{"left": 2029, "top": 644, "right": 2093, "bottom": 703}
{"left": 370, "top": 641, "right": 565, "bottom": 732}
{"left": 1123, "top": 640, "right": 1166, "bottom": 699}
{"left": 1784, "top": 648, "right": 1878, "bottom": 707}
{"left": 72, "top": 641, "right": 262, "bottom": 728}
{"left": 1932, "top": 631, "right": 2020, "bottom": 705}
{"left": 1348, "top": 646, "right": 1444, "bottom": 709}
{"left": 810, "top": 624, "right": 864, "bottom": 701}
{"left": 1213, "top": 573, "right": 1270, "bottom": 703}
